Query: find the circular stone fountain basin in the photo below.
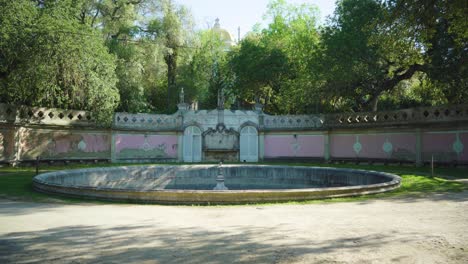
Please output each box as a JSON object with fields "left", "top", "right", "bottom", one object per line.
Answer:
{"left": 33, "top": 165, "right": 401, "bottom": 204}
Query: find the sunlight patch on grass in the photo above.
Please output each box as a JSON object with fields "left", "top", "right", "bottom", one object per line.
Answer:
{"left": 0, "top": 163, "right": 466, "bottom": 204}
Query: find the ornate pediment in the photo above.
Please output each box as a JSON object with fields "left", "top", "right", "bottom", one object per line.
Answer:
{"left": 202, "top": 123, "right": 239, "bottom": 151}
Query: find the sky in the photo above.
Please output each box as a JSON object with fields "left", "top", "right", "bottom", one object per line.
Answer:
{"left": 174, "top": 0, "right": 337, "bottom": 41}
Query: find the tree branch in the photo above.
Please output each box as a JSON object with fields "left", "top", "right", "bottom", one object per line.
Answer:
{"left": 91, "top": 8, "right": 100, "bottom": 27}
{"left": 382, "top": 63, "right": 424, "bottom": 91}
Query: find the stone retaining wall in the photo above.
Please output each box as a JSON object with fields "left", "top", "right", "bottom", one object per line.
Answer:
{"left": 1, "top": 103, "right": 467, "bottom": 165}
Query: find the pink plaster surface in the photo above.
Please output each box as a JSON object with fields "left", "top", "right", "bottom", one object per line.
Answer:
{"left": 115, "top": 134, "right": 178, "bottom": 156}
{"left": 264, "top": 135, "right": 324, "bottom": 157}
{"left": 423, "top": 132, "right": 468, "bottom": 161}
{"left": 0, "top": 129, "right": 15, "bottom": 160}
{"left": 55, "top": 139, "right": 71, "bottom": 153}
{"left": 422, "top": 133, "right": 455, "bottom": 153}
{"left": 54, "top": 134, "right": 109, "bottom": 154}
{"left": 82, "top": 134, "right": 109, "bottom": 152}
{"left": 330, "top": 135, "right": 356, "bottom": 157}
{"left": 19, "top": 129, "right": 110, "bottom": 159}
{"left": 461, "top": 133, "right": 468, "bottom": 161}
{"left": 331, "top": 134, "right": 416, "bottom": 159}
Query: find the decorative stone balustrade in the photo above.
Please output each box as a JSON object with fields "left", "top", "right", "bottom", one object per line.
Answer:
{"left": 0, "top": 103, "right": 95, "bottom": 127}
{"left": 113, "top": 112, "right": 182, "bottom": 131}
{"left": 1, "top": 103, "right": 467, "bottom": 130}
{"left": 326, "top": 105, "right": 468, "bottom": 128}
{"left": 263, "top": 114, "right": 325, "bottom": 130}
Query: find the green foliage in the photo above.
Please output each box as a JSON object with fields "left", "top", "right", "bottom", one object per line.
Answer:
{"left": 0, "top": 0, "right": 119, "bottom": 124}
{"left": 318, "top": 0, "right": 424, "bottom": 112}
{"left": 145, "top": 0, "right": 194, "bottom": 113}
{"left": 384, "top": 0, "right": 468, "bottom": 104}
{"left": 229, "top": 37, "right": 291, "bottom": 111}
{"left": 177, "top": 30, "right": 230, "bottom": 109}
{"left": 96, "top": 0, "right": 161, "bottom": 113}
{"left": 0, "top": 0, "right": 465, "bottom": 117}
{"left": 229, "top": 0, "right": 321, "bottom": 113}
{"left": 377, "top": 73, "right": 449, "bottom": 110}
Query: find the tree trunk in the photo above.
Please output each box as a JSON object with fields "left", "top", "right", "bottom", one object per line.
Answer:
{"left": 165, "top": 51, "right": 177, "bottom": 112}
{"left": 363, "top": 64, "right": 424, "bottom": 111}
{"left": 370, "top": 95, "right": 379, "bottom": 112}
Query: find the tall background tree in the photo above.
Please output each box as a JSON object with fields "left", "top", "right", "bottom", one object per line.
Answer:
{"left": 0, "top": 0, "right": 119, "bottom": 123}
{"left": 318, "top": 0, "right": 424, "bottom": 112}
{"left": 316, "top": 0, "right": 467, "bottom": 112}
{"left": 0, "top": 0, "right": 465, "bottom": 119}
{"left": 229, "top": 0, "right": 321, "bottom": 114}
{"left": 384, "top": 0, "right": 467, "bottom": 105}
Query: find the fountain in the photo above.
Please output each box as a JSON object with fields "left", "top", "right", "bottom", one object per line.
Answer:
{"left": 32, "top": 165, "right": 401, "bottom": 204}
{"left": 213, "top": 161, "right": 228, "bottom": 190}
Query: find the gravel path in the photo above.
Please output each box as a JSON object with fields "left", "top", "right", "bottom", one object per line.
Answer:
{"left": 1, "top": 192, "right": 467, "bottom": 264}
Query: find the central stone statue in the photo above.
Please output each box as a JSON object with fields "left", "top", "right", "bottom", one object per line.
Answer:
{"left": 179, "top": 87, "right": 185, "bottom": 104}
{"left": 217, "top": 87, "right": 225, "bottom": 110}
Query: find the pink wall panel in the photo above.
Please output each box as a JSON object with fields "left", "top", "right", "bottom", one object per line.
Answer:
{"left": 115, "top": 134, "right": 178, "bottom": 159}
{"left": 359, "top": 134, "right": 388, "bottom": 158}
{"left": 264, "top": 135, "right": 324, "bottom": 157}
{"left": 19, "top": 129, "right": 110, "bottom": 159}
{"left": 331, "top": 134, "right": 416, "bottom": 160}
{"left": 82, "top": 134, "right": 109, "bottom": 152}
{"left": 460, "top": 133, "right": 468, "bottom": 161}
{"left": 330, "top": 135, "right": 356, "bottom": 158}
{"left": 422, "top": 132, "right": 467, "bottom": 161}
{"left": 0, "top": 129, "right": 15, "bottom": 161}
{"left": 422, "top": 133, "right": 455, "bottom": 153}
{"left": 386, "top": 134, "right": 417, "bottom": 159}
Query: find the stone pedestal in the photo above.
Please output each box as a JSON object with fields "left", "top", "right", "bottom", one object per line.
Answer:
{"left": 177, "top": 103, "right": 189, "bottom": 111}
{"left": 204, "top": 150, "right": 238, "bottom": 162}
{"left": 213, "top": 162, "right": 228, "bottom": 190}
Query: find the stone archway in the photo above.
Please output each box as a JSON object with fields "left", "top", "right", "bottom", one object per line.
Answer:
{"left": 183, "top": 126, "right": 202, "bottom": 162}
{"left": 240, "top": 126, "right": 258, "bottom": 162}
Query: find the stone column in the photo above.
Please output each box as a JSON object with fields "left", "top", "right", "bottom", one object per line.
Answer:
{"left": 110, "top": 130, "right": 116, "bottom": 163}
{"left": 177, "top": 131, "right": 184, "bottom": 162}
{"left": 12, "top": 126, "right": 23, "bottom": 166}
{"left": 258, "top": 132, "right": 265, "bottom": 161}
{"left": 324, "top": 131, "right": 331, "bottom": 162}
{"left": 415, "top": 128, "right": 422, "bottom": 167}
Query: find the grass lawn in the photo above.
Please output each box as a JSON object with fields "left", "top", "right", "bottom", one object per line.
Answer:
{"left": 0, "top": 163, "right": 466, "bottom": 204}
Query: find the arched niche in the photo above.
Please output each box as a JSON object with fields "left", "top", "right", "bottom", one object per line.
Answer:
{"left": 240, "top": 126, "right": 258, "bottom": 162}
{"left": 183, "top": 126, "right": 202, "bottom": 162}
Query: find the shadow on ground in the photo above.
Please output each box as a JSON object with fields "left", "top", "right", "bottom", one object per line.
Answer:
{"left": 0, "top": 223, "right": 419, "bottom": 264}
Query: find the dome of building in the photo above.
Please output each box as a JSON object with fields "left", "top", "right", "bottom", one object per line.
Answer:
{"left": 212, "top": 18, "right": 234, "bottom": 47}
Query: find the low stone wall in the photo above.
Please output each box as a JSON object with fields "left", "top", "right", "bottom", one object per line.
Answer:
{"left": 1, "top": 103, "right": 467, "bottom": 165}
{"left": 262, "top": 130, "right": 468, "bottom": 164}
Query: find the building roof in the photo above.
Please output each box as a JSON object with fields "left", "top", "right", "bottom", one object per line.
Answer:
{"left": 212, "top": 18, "right": 234, "bottom": 46}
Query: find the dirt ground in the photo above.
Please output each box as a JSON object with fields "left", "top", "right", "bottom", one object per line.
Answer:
{"left": 0, "top": 192, "right": 467, "bottom": 264}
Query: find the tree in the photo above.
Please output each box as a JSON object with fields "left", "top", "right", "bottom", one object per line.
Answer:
{"left": 146, "top": 0, "right": 194, "bottom": 112}
{"left": 228, "top": 0, "right": 321, "bottom": 113}
{"left": 0, "top": 0, "right": 119, "bottom": 124}
{"left": 319, "top": 0, "right": 424, "bottom": 112}
{"left": 90, "top": 0, "right": 158, "bottom": 113}
{"left": 384, "top": 0, "right": 467, "bottom": 104}
{"left": 177, "top": 29, "right": 230, "bottom": 109}
{"left": 229, "top": 36, "right": 291, "bottom": 112}
{"left": 262, "top": 0, "right": 321, "bottom": 114}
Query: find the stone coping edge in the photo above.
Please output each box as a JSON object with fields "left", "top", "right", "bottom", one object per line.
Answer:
{"left": 33, "top": 165, "right": 401, "bottom": 205}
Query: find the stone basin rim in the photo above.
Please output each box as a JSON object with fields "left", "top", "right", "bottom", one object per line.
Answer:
{"left": 32, "top": 165, "right": 401, "bottom": 204}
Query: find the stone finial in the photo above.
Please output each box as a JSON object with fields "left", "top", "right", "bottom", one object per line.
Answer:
{"left": 213, "top": 161, "right": 228, "bottom": 190}
{"left": 179, "top": 87, "right": 185, "bottom": 104}
{"left": 217, "top": 87, "right": 225, "bottom": 110}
